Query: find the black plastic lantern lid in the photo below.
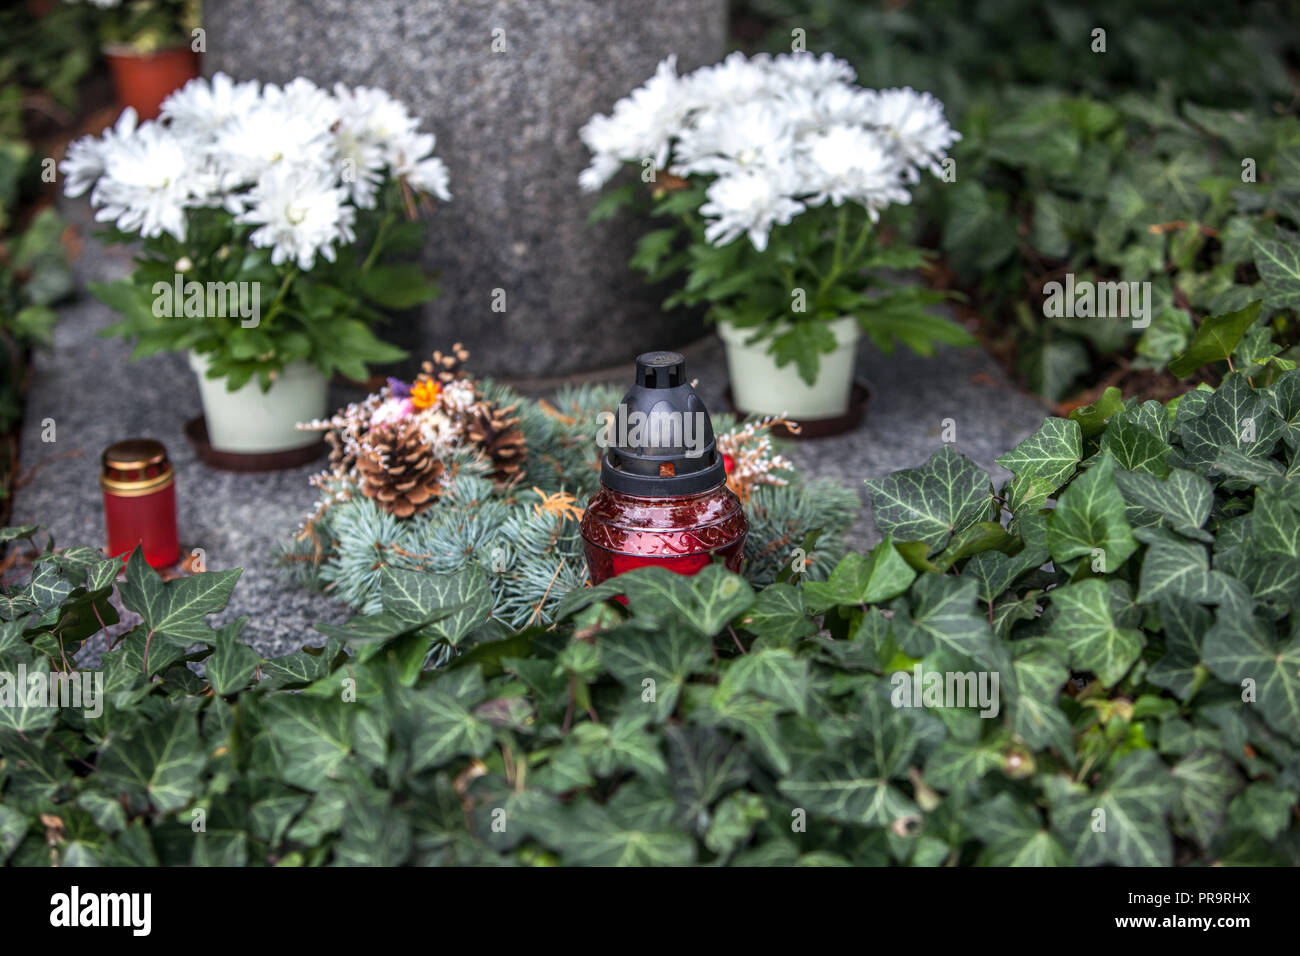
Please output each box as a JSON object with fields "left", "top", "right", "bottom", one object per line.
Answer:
{"left": 600, "top": 351, "right": 726, "bottom": 497}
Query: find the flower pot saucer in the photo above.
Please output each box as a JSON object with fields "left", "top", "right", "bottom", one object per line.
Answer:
{"left": 723, "top": 380, "right": 870, "bottom": 439}
{"left": 184, "top": 416, "right": 326, "bottom": 472}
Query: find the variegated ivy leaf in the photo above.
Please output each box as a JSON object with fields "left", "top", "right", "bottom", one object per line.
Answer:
{"left": 1099, "top": 416, "right": 1171, "bottom": 476}
{"left": 1147, "top": 598, "right": 1212, "bottom": 701}
{"left": 1250, "top": 487, "right": 1300, "bottom": 558}
{"left": 864, "top": 445, "right": 994, "bottom": 550}
{"left": 969, "top": 793, "right": 1072, "bottom": 866}
{"left": 995, "top": 416, "right": 1082, "bottom": 492}
{"left": 1136, "top": 530, "right": 1236, "bottom": 605}
{"left": 1045, "top": 750, "right": 1178, "bottom": 866}
{"left": 1050, "top": 578, "right": 1144, "bottom": 686}
{"left": 1008, "top": 637, "right": 1073, "bottom": 755}
{"left": 803, "top": 537, "right": 915, "bottom": 610}
{"left": 889, "top": 574, "right": 1002, "bottom": 671}
{"left": 117, "top": 547, "right": 242, "bottom": 648}
{"left": 1203, "top": 605, "right": 1300, "bottom": 743}
{"left": 1177, "top": 371, "right": 1283, "bottom": 472}
{"left": 1171, "top": 750, "right": 1241, "bottom": 849}
{"left": 1045, "top": 452, "right": 1137, "bottom": 572}
{"left": 1114, "top": 466, "right": 1213, "bottom": 541}
{"left": 1267, "top": 368, "right": 1300, "bottom": 450}
{"left": 97, "top": 709, "right": 207, "bottom": 814}
{"left": 1253, "top": 237, "right": 1300, "bottom": 310}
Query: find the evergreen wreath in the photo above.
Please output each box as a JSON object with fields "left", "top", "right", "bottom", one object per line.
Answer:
{"left": 279, "top": 345, "right": 861, "bottom": 629}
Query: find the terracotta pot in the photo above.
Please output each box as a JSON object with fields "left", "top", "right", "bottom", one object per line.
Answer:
{"left": 103, "top": 45, "right": 200, "bottom": 120}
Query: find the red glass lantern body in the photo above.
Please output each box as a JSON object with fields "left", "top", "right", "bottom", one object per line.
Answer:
{"left": 581, "top": 485, "right": 747, "bottom": 586}
{"left": 101, "top": 439, "right": 180, "bottom": 568}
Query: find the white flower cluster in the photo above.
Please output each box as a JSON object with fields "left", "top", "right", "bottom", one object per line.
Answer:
{"left": 579, "top": 52, "right": 959, "bottom": 251}
{"left": 61, "top": 73, "right": 451, "bottom": 269}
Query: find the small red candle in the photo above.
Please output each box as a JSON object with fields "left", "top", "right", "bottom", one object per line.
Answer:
{"left": 101, "top": 439, "right": 180, "bottom": 568}
{"left": 581, "top": 351, "right": 746, "bottom": 587}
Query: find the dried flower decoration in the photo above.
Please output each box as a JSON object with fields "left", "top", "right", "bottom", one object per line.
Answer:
{"left": 716, "top": 416, "right": 800, "bottom": 503}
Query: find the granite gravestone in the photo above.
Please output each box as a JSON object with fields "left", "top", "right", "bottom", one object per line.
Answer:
{"left": 201, "top": 0, "right": 727, "bottom": 378}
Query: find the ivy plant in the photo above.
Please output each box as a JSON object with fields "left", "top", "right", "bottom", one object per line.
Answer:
{"left": 3, "top": 365, "right": 1300, "bottom": 864}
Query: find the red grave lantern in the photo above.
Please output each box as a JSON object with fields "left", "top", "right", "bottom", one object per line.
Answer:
{"left": 101, "top": 438, "right": 180, "bottom": 569}
{"left": 580, "top": 351, "right": 746, "bottom": 586}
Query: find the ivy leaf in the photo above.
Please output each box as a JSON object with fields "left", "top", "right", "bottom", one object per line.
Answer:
{"left": 969, "top": 793, "right": 1071, "bottom": 866}
{"left": 1099, "top": 417, "right": 1170, "bottom": 476}
{"left": 403, "top": 667, "right": 494, "bottom": 774}
{"left": 736, "top": 583, "right": 815, "bottom": 644}
{"left": 117, "top": 548, "right": 241, "bottom": 647}
{"left": 924, "top": 737, "right": 1005, "bottom": 792}
{"left": 778, "top": 747, "right": 919, "bottom": 827}
{"left": 1046, "top": 453, "right": 1137, "bottom": 572}
{"left": 1202, "top": 609, "right": 1300, "bottom": 742}
{"left": 262, "top": 695, "right": 356, "bottom": 790}
{"left": 1114, "top": 467, "right": 1213, "bottom": 541}
{"left": 97, "top": 709, "right": 207, "bottom": 813}
{"left": 621, "top": 565, "right": 753, "bottom": 638}
{"left": 666, "top": 725, "right": 750, "bottom": 834}
{"left": 1046, "top": 750, "right": 1178, "bottom": 866}
{"left": 1253, "top": 235, "right": 1300, "bottom": 310}
{"left": 1171, "top": 750, "right": 1241, "bottom": 849}
{"left": 1050, "top": 579, "right": 1144, "bottom": 685}
{"left": 890, "top": 574, "right": 1002, "bottom": 671}
{"left": 1178, "top": 371, "right": 1282, "bottom": 472}
{"left": 537, "top": 797, "right": 696, "bottom": 866}
{"left": 1136, "top": 533, "right": 1233, "bottom": 605}
{"left": 1168, "top": 300, "right": 1263, "bottom": 376}
{"left": 802, "top": 537, "right": 915, "bottom": 611}
{"left": 1008, "top": 638, "right": 1073, "bottom": 755}
{"left": 384, "top": 565, "right": 493, "bottom": 645}
{"left": 1267, "top": 368, "right": 1300, "bottom": 450}
{"left": 716, "top": 647, "right": 810, "bottom": 715}
{"left": 601, "top": 622, "right": 712, "bottom": 718}
{"left": 1068, "top": 386, "right": 1123, "bottom": 438}
{"left": 572, "top": 714, "right": 667, "bottom": 778}
{"left": 1147, "top": 599, "right": 1212, "bottom": 701}
{"left": 995, "top": 417, "right": 1082, "bottom": 491}
{"left": 205, "top": 619, "right": 261, "bottom": 696}
{"left": 1226, "top": 781, "right": 1296, "bottom": 839}
{"left": 865, "top": 446, "right": 993, "bottom": 550}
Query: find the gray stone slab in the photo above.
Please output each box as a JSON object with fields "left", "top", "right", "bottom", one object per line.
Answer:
{"left": 201, "top": 0, "right": 728, "bottom": 379}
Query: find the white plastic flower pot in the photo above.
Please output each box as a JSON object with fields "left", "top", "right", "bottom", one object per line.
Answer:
{"left": 717, "top": 316, "right": 861, "bottom": 420}
{"left": 188, "top": 351, "right": 328, "bottom": 454}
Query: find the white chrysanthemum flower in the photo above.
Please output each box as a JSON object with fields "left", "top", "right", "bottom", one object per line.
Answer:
{"left": 385, "top": 130, "right": 452, "bottom": 201}
{"left": 578, "top": 54, "right": 688, "bottom": 191}
{"left": 237, "top": 163, "right": 355, "bottom": 270}
{"left": 60, "top": 107, "right": 138, "bottom": 198}
{"left": 672, "top": 100, "right": 796, "bottom": 179}
{"left": 161, "top": 72, "right": 261, "bottom": 141}
{"left": 681, "top": 51, "right": 775, "bottom": 110}
{"left": 767, "top": 52, "right": 856, "bottom": 91}
{"left": 700, "top": 166, "right": 805, "bottom": 252}
{"left": 216, "top": 87, "right": 336, "bottom": 188}
{"left": 334, "top": 83, "right": 419, "bottom": 147}
{"left": 801, "top": 125, "right": 910, "bottom": 216}
{"left": 90, "top": 117, "right": 193, "bottom": 240}
{"left": 865, "top": 87, "right": 961, "bottom": 178}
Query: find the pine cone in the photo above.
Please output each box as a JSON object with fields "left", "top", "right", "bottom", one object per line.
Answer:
{"left": 420, "top": 342, "right": 471, "bottom": 386}
{"left": 356, "top": 419, "right": 445, "bottom": 517}
{"left": 467, "top": 399, "right": 526, "bottom": 485}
